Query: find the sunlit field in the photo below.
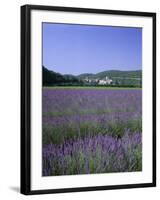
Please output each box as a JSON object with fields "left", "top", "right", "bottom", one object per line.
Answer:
{"left": 42, "top": 87, "right": 142, "bottom": 176}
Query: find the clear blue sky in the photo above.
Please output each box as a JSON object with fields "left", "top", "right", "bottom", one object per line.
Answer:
{"left": 43, "top": 23, "right": 142, "bottom": 75}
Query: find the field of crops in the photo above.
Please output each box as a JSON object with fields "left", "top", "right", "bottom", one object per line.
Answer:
{"left": 42, "top": 87, "right": 142, "bottom": 176}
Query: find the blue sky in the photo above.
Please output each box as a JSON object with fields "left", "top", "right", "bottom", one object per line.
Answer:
{"left": 43, "top": 23, "right": 142, "bottom": 75}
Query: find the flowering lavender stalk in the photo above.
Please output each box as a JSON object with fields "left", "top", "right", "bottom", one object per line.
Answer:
{"left": 42, "top": 88, "right": 142, "bottom": 175}
{"left": 43, "top": 132, "right": 142, "bottom": 176}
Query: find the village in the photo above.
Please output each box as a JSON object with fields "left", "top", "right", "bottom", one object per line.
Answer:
{"left": 84, "top": 76, "right": 113, "bottom": 85}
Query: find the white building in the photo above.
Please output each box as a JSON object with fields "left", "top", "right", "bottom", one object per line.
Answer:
{"left": 98, "top": 76, "right": 112, "bottom": 85}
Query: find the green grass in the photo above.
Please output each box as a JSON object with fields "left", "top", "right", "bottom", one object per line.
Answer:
{"left": 43, "top": 118, "right": 142, "bottom": 145}
{"left": 43, "top": 86, "right": 142, "bottom": 90}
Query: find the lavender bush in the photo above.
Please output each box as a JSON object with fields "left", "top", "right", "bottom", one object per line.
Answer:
{"left": 42, "top": 88, "right": 142, "bottom": 176}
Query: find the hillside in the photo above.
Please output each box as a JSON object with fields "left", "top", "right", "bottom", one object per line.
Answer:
{"left": 77, "top": 70, "right": 141, "bottom": 79}
{"left": 77, "top": 70, "right": 142, "bottom": 86}
{"left": 43, "top": 66, "right": 142, "bottom": 87}
{"left": 43, "top": 66, "right": 65, "bottom": 86}
{"left": 43, "top": 66, "right": 80, "bottom": 86}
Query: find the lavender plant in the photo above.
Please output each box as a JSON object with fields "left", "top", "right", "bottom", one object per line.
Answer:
{"left": 42, "top": 88, "right": 142, "bottom": 176}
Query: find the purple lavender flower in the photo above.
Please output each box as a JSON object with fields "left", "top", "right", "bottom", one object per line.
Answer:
{"left": 42, "top": 88, "right": 142, "bottom": 176}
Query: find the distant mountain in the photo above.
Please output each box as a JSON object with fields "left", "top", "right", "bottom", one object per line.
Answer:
{"left": 77, "top": 70, "right": 142, "bottom": 79}
{"left": 77, "top": 70, "right": 142, "bottom": 86}
{"left": 63, "top": 74, "right": 79, "bottom": 82}
{"left": 77, "top": 73, "right": 95, "bottom": 79}
{"left": 43, "top": 66, "right": 142, "bottom": 87}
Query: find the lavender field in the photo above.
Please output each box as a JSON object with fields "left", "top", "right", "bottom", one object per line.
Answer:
{"left": 42, "top": 87, "right": 142, "bottom": 176}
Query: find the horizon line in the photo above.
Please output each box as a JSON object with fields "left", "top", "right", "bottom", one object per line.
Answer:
{"left": 43, "top": 65, "right": 142, "bottom": 76}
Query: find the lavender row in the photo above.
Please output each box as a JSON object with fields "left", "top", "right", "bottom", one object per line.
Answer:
{"left": 42, "top": 89, "right": 142, "bottom": 117}
{"left": 43, "top": 117, "right": 142, "bottom": 145}
{"left": 43, "top": 111, "right": 141, "bottom": 127}
{"left": 43, "top": 132, "right": 142, "bottom": 176}
{"left": 42, "top": 88, "right": 142, "bottom": 174}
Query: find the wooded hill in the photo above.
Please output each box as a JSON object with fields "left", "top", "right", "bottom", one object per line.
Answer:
{"left": 43, "top": 66, "right": 142, "bottom": 87}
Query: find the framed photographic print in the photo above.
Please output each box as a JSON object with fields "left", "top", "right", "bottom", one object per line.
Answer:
{"left": 21, "top": 4, "right": 156, "bottom": 195}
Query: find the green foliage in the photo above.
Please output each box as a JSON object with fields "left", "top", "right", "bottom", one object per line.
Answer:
{"left": 77, "top": 70, "right": 142, "bottom": 86}
{"left": 43, "top": 66, "right": 142, "bottom": 87}
{"left": 43, "top": 66, "right": 81, "bottom": 86}
{"left": 44, "top": 142, "right": 142, "bottom": 176}
{"left": 133, "top": 146, "right": 142, "bottom": 171}
{"left": 42, "top": 118, "right": 142, "bottom": 145}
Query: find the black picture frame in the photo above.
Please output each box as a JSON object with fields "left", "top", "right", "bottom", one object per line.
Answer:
{"left": 21, "top": 4, "right": 156, "bottom": 195}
